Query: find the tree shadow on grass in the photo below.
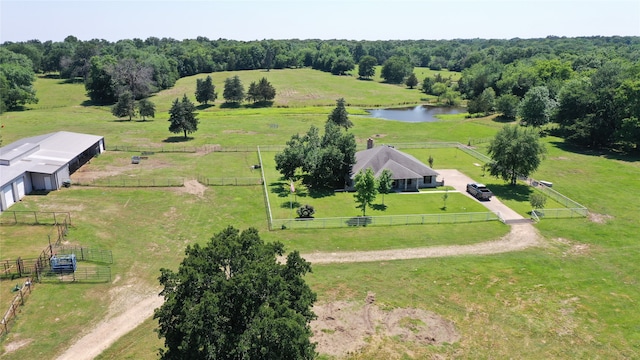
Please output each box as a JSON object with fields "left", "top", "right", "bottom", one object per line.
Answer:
{"left": 220, "top": 102, "right": 241, "bottom": 109}
{"left": 345, "top": 216, "right": 372, "bottom": 227}
{"left": 492, "top": 115, "right": 517, "bottom": 123}
{"left": 270, "top": 182, "right": 290, "bottom": 198}
{"left": 162, "top": 136, "right": 193, "bottom": 143}
{"left": 307, "top": 187, "right": 336, "bottom": 199}
{"left": 371, "top": 204, "right": 387, "bottom": 211}
{"left": 548, "top": 140, "right": 640, "bottom": 163}
{"left": 246, "top": 101, "right": 274, "bottom": 108}
{"left": 280, "top": 201, "right": 301, "bottom": 209}
{"left": 196, "top": 104, "right": 215, "bottom": 110}
{"left": 489, "top": 183, "right": 532, "bottom": 202}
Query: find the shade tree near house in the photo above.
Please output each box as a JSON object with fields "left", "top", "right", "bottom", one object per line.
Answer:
{"left": 154, "top": 226, "right": 317, "bottom": 360}
{"left": 354, "top": 168, "right": 377, "bottom": 216}
{"left": 275, "top": 122, "right": 356, "bottom": 189}
{"left": 168, "top": 95, "right": 199, "bottom": 139}
{"left": 377, "top": 169, "right": 393, "bottom": 205}
{"left": 195, "top": 75, "right": 217, "bottom": 105}
{"left": 487, "top": 124, "right": 546, "bottom": 185}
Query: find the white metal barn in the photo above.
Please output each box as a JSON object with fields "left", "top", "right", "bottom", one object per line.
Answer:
{"left": 0, "top": 131, "right": 105, "bottom": 212}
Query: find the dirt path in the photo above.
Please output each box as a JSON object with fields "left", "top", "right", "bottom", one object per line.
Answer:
{"left": 302, "top": 223, "right": 540, "bottom": 264}
{"left": 53, "top": 223, "right": 539, "bottom": 359}
{"left": 54, "top": 291, "right": 163, "bottom": 360}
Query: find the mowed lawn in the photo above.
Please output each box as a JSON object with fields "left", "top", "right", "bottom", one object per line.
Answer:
{"left": 1, "top": 68, "right": 639, "bottom": 359}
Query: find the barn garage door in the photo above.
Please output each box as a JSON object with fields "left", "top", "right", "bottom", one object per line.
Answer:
{"left": 16, "top": 177, "right": 26, "bottom": 199}
{"left": 2, "top": 185, "right": 15, "bottom": 209}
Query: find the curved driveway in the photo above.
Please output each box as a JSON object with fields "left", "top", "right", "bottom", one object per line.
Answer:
{"left": 437, "top": 169, "right": 525, "bottom": 222}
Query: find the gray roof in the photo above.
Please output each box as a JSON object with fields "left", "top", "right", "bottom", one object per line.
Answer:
{"left": 351, "top": 146, "right": 439, "bottom": 179}
{"left": 0, "top": 131, "right": 103, "bottom": 186}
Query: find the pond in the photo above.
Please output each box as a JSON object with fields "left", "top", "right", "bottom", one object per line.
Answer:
{"left": 365, "top": 105, "right": 466, "bottom": 123}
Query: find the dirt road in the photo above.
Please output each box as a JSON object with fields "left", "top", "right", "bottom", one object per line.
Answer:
{"left": 52, "top": 221, "right": 540, "bottom": 360}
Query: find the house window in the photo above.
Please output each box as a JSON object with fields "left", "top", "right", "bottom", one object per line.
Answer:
{"left": 392, "top": 181, "right": 397, "bottom": 188}
{"left": 423, "top": 176, "right": 432, "bottom": 184}
{"left": 407, "top": 179, "right": 412, "bottom": 185}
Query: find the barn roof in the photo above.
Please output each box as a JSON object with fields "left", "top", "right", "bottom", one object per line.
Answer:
{"left": 351, "top": 146, "right": 439, "bottom": 179}
{"left": 0, "top": 131, "right": 103, "bottom": 186}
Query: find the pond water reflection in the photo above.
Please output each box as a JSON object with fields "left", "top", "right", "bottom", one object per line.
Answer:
{"left": 366, "top": 105, "right": 465, "bottom": 122}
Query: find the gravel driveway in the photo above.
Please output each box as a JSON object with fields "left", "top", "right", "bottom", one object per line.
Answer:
{"left": 437, "top": 169, "right": 525, "bottom": 222}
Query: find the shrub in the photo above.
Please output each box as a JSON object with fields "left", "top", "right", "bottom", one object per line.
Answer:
{"left": 296, "top": 204, "right": 315, "bottom": 218}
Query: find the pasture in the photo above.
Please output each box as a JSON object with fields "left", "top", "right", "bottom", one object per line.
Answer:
{"left": 1, "top": 69, "right": 639, "bottom": 359}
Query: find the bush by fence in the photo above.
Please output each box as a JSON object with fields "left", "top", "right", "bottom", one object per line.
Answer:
{"left": 272, "top": 212, "right": 500, "bottom": 230}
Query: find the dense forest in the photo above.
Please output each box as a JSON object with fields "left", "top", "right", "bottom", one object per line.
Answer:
{"left": 1, "top": 36, "right": 639, "bottom": 150}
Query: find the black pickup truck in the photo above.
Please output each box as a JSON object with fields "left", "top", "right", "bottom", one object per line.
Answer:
{"left": 466, "top": 183, "right": 493, "bottom": 200}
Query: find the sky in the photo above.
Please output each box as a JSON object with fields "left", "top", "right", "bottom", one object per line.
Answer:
{"left": 1, "top": 0, "right": 639, "bottom": 43}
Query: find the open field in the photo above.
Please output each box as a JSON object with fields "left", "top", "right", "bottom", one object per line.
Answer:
{"left": 1, "top": 69, "right": 639, "bottom": 359}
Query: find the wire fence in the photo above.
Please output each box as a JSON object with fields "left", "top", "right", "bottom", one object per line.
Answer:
{"left": 39, "top": 266, "right": 111, "bottom": 283}
{"left": 0, "top": 211, "right": 72, "bottom": 227}
{"left": 272, "top": 212, "right": 500, "bottom": 230}
{"left": 257, "top": 146, "right": 274, "bottom": 230}
{"left": 197, "top": 176, "right": 263, "bottom": 186}
{"left": 55, "top": 246, "right": 113, "bottom": 264}
{"left": 0, "top": 278, "right": 34, "bottom": 338}
{"left": 72, "top": 177, "right": 184, "bottom": 187}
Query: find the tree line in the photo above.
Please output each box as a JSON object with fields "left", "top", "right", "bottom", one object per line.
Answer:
{"left": 2, "top": 35, "right": 639, "bottom": 150}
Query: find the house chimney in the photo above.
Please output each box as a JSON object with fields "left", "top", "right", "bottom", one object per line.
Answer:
{"left": 367, "top": 138, "right": 374, "bottom": 149}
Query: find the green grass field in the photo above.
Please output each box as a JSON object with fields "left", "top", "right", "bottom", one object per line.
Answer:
{"left": 1, "top": 69, "right": 639, "bottom": 359}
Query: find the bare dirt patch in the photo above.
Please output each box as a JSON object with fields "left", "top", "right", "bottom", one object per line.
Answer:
{"left": 588, "top": 212, "right": 613, "bottom": 224}
{"left": 54, "top": 280, "right": 163, "bottom": 360}
{"left": 311, "top": 293, "right": 460, "bottom": 357}
{"left": 181, "top": 179, "right": 207, "bottom": 197}
{"left": 222, "top": 129, "right": 258, "bottom": 135}
{"left": 553, "top": 238, "right": 593, "bottom": 258}
{"left": 2, "top": 338, "right": 33, "bottom": 355}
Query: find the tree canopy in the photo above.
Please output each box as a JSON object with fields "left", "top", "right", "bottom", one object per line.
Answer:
{"left": 327, "top": 98, "right": 352, "bottom": 129}
{"left": 275, "top": 121, "right": 356, "bottom": 189}
{"left": 487, "top": 125, "right": 547, "bottom": 185}
{"left": 357, "top": 55, "right": 377, "bottom": 79}
{"left": 518, "top": 86, "right": 556, "bottom": 126}
{"left": 223, "top": 75, "right": 245, "bottom": 103}
{"left": 354, "top": 168, "right": 377, "bottom": 216}
{"left": 168, "top": 95, "right": 199, "bottom": 139}
{"left": 380, "top": 56, "right": 413, "bottom": 84}
{"left": 154, "top": 226, "right": 317, "bottom": 360}
{"left": 0, "top": 47, "right": 38, "bottom": 112}
{"left": 195, "top": 75, "right": 217, "bottom": 105}
{"left": 246, "top": 77, "right": 276, "bottom": 103}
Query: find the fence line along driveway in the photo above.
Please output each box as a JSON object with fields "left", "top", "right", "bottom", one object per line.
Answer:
{"left": 437, "top": 169, "right": 525, "bottom": 223}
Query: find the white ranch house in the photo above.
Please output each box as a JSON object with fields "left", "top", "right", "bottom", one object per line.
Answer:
{"left": 0, "top": 131, "right": 105, "bottom": 212}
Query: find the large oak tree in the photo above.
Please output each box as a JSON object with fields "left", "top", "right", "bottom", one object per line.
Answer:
{"left": 487, "top": 125, "right": 546, "bottom": 185}
{"left": 154, "top": 226, "right": 317, "bottom": 360}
